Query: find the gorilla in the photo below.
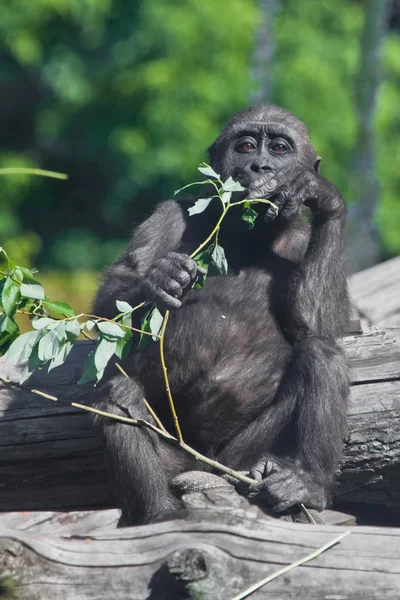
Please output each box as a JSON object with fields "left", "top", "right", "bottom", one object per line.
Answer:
{"left": 91, "top": 104, "right": 350, "bottom": 526}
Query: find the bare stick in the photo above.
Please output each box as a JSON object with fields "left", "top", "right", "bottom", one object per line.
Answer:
{"left": 189, "top": 204, "right": 229, "bottom": 258}
{"left": 0, "top": 376, "right": 255, "bottom": 486}
{"left": 229, "top": 530, "right": 351, "bottom": 600}
{"left": 159, "top": 310, "right": 184, "bottom": 443}
{"left": 114, "top": 362, "right": 168, "bottom": 433}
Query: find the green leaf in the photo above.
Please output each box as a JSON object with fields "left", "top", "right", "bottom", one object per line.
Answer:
{"left": 80, "top": 326, "right": 123, "bottom": 384}
{"left": 0, "top": 247, "right": 17, "bottom": 269}
{"left": 97, "top": 321, "right": 126, "bottom": 339}
{"left": 241, "top": 202, "right": 258, "bottom": 229}
{"left": 198, "top": 163, "right": 220, "bottom": 179}
{"left": 138, "top": 308, "right": 152, "bottom": 349}
{"left": 85, "top": 320, "right": 96, "bottom": 331}
{"left": 19, "top": 271, "right": 44, "bottom": 301}
{"left": 52, "top": 321, "right": 67, "bottom": 342}
{"left": 43, "top": 300, "right": 75, "bottom": 317}
{"left": 122, "top": 312, "right": 132, "bottom": 328}
{"left": 32, "top": 317, "right": 55, "bottom": 330}
{"left": 211, "top": 243, "right": 228, "bottom": 275}
{"left": 188, "top": 197, "right": 214, "bottom": 216}
{"left": 116, "top": 300, "right": 133, "bottom": 313}
{"left": 95, "top": 338, "right": 118, "bottom": 376}
{"left": 5, "top": 330, "right": 41, "bottom": 365}
{"left": 80, "top": 337, "right": 118, "bottom": 383}
{"left": 19, "top": 344, "right": 44, "bottom": 384}
{"left": 193, "top": 248, "right": 211, "bottom": 270}
{"left": 0, "top": 314, "right": 18, "bottom": 335}
{"left": 0, "top": 314, "right": 19, "bottom": 356}
{"left": 1, "top": 277, "right": 21, "bottom": 316}
{"left": 221, "top": 191, "right": 232, "bottom": 204}
{"left": 38, "top": 330, "right": 61, "bottom": 362}
{"left": 192, "top": 248, "right": 211, "bottom": 288}
{"left": 78, "top": 350, "right": 98, "bottom": 385}
{"left": 48, "top": 341, "right": 74, "bottom": 372}
{"left": 65, "top": 319, "right": 82, "bottom": 339}
{"left": 11, "top": 268, "right": 24, "bottom": 283}
{"left": 149, "top": 307, "right": 163, "bottom": 340}
{"left": 115, "top": 335, "right": 133, "bottom": 360}
{"left": 222, "top": 177, "right": 245, "bottom": 193}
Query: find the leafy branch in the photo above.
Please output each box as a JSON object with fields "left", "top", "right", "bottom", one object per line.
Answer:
{"left": 0, "top": 251, "right": 155, "bottom": 384}
{"left": 184, "top": 162, "right": 278, "bottom": 277}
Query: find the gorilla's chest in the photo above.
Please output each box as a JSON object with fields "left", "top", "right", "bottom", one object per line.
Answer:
{"left": 161, "top": 269, "right": 283, "bottom": 369}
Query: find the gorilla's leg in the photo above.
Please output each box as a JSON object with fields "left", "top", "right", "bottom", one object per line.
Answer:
{"left": 217, "top": 337, "right": 349, "bottom": 512}
{"left": 91, "top": 375, "right": 191, "bottom": 526}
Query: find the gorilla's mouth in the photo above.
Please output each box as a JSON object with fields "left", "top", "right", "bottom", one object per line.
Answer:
{"left": 246, "top": 174, "right": 278, "bottom": 199}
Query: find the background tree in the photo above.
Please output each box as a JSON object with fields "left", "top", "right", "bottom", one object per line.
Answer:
{"left": 250, "top": 0, "right": 280, "bottom": 104}
{"left": 346, "top": 0, "right": 389, "bottom": 272}
{"left": 0, "top": 0, "right": 400, "bottom": 303}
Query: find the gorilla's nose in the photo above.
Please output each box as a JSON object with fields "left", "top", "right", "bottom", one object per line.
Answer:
{"left": 250, "top": 161, "right": 271, "bottom": 173}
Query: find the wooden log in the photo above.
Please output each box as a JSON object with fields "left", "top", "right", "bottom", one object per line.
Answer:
{"left": 0, "top": 326, "right": 400, "bottom": 511}
{"left": 0, "top": 492, "right": 399, "bottom": 600}
{"left": 350, "top": 256, "right": 400, "bottom": 327}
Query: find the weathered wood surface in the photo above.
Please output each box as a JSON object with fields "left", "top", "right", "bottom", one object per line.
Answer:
{"left": 0, "top": 326, "right": 400, "bottom": 511}
{"left": 350, "top": 255, "right": 400, "bottom": 327}
{"left": 0, "top": 493, "right": 400, "bottom": 600}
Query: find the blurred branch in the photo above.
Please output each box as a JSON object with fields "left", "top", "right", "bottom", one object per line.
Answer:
{"left": 250, "top": 0, "right": 280, "bottom": 104}
{"left": 346, "top": 0, "right": 389, "bottom": 272}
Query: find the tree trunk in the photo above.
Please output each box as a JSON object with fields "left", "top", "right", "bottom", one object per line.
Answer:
{"left": 1, "top": 494, "right": 400, "bottom": 600}
{"left": 250, "top": 0, "right": 280, "bottom": 104}
{"left": 0, "top": 326, "right": 400, "bottom": 513}
{"left": 346, "top": 0, "right": 388, "bottom": 272}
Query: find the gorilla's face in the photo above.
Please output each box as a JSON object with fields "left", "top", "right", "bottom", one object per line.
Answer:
{"left": 225, "top": 121, "right": 299, "bottom": 199}
{"left": 208, "top": 105, "right": 318, "bottom": 202}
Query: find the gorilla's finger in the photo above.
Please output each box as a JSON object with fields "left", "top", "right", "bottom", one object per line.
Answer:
{"left": 154, "top": 288, "right": 182, "bottom": 309}
{"left": 264, "top": 192, "right": 286, "bottom": 221}
{"left": 197, "top": 265, "right": 207, "bottom": 276}
{"left": 273, "top": 500, "right": 294, "bottom": 513}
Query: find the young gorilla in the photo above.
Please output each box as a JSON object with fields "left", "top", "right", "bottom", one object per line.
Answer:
{"left": 92, "top": 105, "right": 350, "bottom": 526}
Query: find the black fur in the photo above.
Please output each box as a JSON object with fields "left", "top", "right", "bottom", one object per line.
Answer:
{"left": 92, "top": 105, "right": 350, "bottom": 526}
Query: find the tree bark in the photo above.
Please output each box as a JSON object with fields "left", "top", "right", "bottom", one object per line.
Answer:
{"left": 250, "top": 0, "right": 280, "bottom": 104}
{"left": 0, "top": 326, "right": 400, "bottom": 512}
{"left": 0, "top": 493, "right": 400, "bottom": 600}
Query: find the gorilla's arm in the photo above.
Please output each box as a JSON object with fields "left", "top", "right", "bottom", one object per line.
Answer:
{"left": 276, "top": 172, "right": 349, "bottom": 342}
{"left": 93, "top": 200, "right": 199, "bottom": 318}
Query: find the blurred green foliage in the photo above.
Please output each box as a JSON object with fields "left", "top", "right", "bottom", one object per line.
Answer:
{"left": 0, "top": 0, "right": 400, "bottom": 290}
{"left": 0, "top": 0, "right": 256, "bottom": 273}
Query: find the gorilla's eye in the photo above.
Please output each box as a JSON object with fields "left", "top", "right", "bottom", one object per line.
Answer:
{"left": 269, "top": 140, "right": 289, "bottom": 154}
{"left": 236, "top": 141, "right": 256, "bottom": 153}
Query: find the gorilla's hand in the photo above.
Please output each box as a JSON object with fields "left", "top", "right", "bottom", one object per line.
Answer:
{"left": 268, "top": 167, "right": 346, "bottom": 222}
{"left": 248, "top": 455, "right": 327, "bottom": 512}
{"left": 142, "top": 251, "right": 204, "bottom": 309}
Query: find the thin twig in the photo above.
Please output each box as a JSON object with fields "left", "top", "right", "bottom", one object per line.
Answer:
{"left": 81, "top": 329, "right": 95, "bottom": 341}
{"left": 143, "top": 399, "right": 169, "bottom": 433}
{"left": 159, "top": 310, "right": 184, "bottom": 443}
{"left": 189, "top": 204, "right": 230, "bottom": 258}
{"left": 300, "top": 503, "right": 317, "bottom": 524}
{"left": 229, "top": 530, "right": 351, "bottom": 600}
{"left": 114, "top": 362, "right": 130, "bottom": 379}
{"left": 230, "top": 198, "right": 279, "bottom": 213}
{"left": 0, "top": 168, "right": 68, "bottom": 180}
{"left": 114, "top": 362, "right": 168, "bottom": 433}
{"left": 0, "top": 376, "right": 255, "bottom": 486}
{"left": 16, "top": 309, "right": 159, "bottom": 339}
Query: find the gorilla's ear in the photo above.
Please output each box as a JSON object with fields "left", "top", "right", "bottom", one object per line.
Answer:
{"left": 314, "top": 156, "right": 322, "bottom": 173}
